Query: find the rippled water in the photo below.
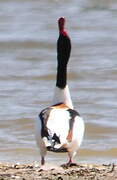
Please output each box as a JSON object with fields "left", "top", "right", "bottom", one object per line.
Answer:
{"left": 0, "top": 0, "right": 117, "bottom": 164}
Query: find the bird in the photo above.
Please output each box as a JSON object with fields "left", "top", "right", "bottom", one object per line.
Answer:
{"left": 35, "top": 17, "right": 85, "bottom": 166}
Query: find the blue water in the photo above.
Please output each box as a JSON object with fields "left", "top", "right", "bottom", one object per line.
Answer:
{"left": 0, "top": 0, "right": 117, "bottom": 164}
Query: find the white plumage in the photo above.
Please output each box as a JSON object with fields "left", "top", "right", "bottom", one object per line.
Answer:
{"left": 35, "top": 17, "right": 85, "bottom": 166}
{"left": 53, "top": 85, "right": 73, "bottom": 109}
{"left": 35, "top": 104, "right": 84, "bottom": 165}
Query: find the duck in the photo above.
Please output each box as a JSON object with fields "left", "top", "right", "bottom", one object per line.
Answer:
{"left": 35, "top": 17, "right": 85, "bottom": 166}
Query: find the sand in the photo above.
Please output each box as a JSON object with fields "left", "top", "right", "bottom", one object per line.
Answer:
{"left": 0, "top": 162, "right": 116, "bottom": 180}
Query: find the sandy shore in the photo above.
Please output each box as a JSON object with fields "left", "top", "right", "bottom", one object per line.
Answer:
{"left": 0, "top": 162, "right": 116, "bottom": 180}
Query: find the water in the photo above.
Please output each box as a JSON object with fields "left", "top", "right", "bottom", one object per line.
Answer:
{"left": 0, "top": 0, "right": 117, "bottom": 164}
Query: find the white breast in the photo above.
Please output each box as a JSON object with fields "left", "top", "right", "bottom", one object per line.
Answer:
{"left": 47, "top": 108, "right": 70, "bottom": 144}
{"left": 72, "top": 116, "right": 85, "bottom": 147}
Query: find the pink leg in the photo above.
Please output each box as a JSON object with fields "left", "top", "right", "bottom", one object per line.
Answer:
{"left": 66, "top": 153, "right": 77, "bottom": 166}
{"left": 67, "top": 154, "right": 73, "bottom": 165}
{"left": 61, "top": 153, "right": 77, "bottom": 167}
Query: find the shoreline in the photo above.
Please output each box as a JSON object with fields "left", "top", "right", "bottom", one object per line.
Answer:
{"left": 0, "top": 162, "right": 116, "bottom": 180}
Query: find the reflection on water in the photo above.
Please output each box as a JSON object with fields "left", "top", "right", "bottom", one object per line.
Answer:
{"left": 0, "top": 0, "right": 117, "bottom": 164}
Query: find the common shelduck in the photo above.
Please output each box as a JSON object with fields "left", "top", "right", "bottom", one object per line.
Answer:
{"left": 35, "top": 17, "right": 85, "bottom": 166}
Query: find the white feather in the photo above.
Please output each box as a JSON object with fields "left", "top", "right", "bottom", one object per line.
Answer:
{"left": 35, "top": 117, "right": 46, "bottom": 158}
{"left": 35, "top": 108, "right": 85, "bottom": 155}
{"left": 52, "top": 85, "right": 73, "bottom": 109}
{"left": 72, "top": 116, "right": 85, "bottom": 147}
{"left": 47, "top": 108, "right": 70, "bottom": 144}
{"left": 62, "top": 116, "right": 85, "bottom": 159}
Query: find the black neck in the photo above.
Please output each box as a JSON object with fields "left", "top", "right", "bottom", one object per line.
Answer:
{"left": 56, "top": 33, "right": 71, "bottom": 89}
{"left": 56, "top": 65, "right": 67, "bottom": 89}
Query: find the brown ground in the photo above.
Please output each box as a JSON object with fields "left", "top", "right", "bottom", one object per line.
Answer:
{"left": 0, "top": 162, "right": 116, "bottom": 180}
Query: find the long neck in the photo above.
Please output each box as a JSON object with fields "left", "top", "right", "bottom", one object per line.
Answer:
{"left": 52, "top": 18, "right": 73, "bottom": 108}
{"left": 56, "top": 33, "right": 71, "bottom": 89}
{"left": 56, "top": 65, "right": 67, "bottom": 89}
{"left": 53, "top": 85, "right": 73, "bottom": 109}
